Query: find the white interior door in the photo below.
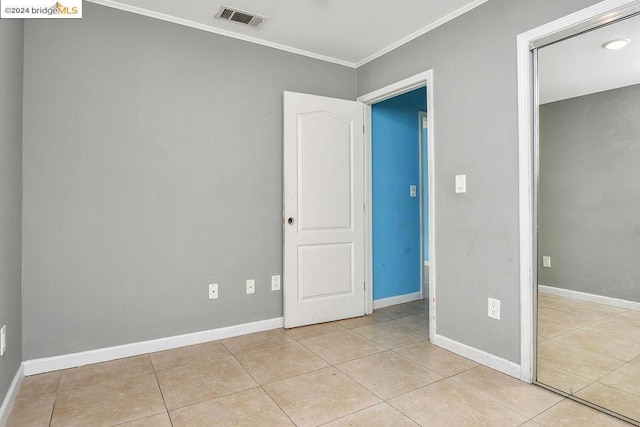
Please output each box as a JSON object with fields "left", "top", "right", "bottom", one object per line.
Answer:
{"left": 283, "top": 91, "right": 365, "bottom": 329}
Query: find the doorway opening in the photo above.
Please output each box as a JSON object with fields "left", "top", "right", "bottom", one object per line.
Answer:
{"left": 370, "top": 87, "right": 427, "bottom": 309}
{"left": 358, "top": 70, "right": 436, "bottom": 340}
{"left": 281, "top": 71, "right": 434, "bottom": 334}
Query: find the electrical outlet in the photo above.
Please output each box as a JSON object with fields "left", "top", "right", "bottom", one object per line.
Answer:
{"left": 488, "top": 298, "right": 501, "bottom": 320}
{"left": 208, "top": 283, "right": 218, "bottom": 300}
{"left": 246, "top": 279, "right": 255, "bottom": 294}
{"left": 1, "top": 325, "right": 6, "bottom": 357}
{"left": 542, "top": 256, "right": 551, "bottom": 268}
{"left": 271, "top": 275, "right": 281, "bottom": 291}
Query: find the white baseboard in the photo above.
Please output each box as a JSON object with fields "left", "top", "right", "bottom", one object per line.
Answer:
{"left": 373, "top": 292, "right": 423, "bottom": 309}
{"left": 432, "top": 333, "right": 521, "bottom": 379}
{"left": 539, "top": 285, "right": 640, "bottom": 312}
{"left": 0, "top": 363, "right": 25, "bottom": 426}
{"left": 23, "top": 317, "right": 284, "bottom": 376}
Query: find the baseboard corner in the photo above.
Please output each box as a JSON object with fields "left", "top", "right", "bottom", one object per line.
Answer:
{"left": 432, "top": 333, "right": 521, "bottom": 379}
{"left": 0, "top": 363, "right": 25, "bottom": 425}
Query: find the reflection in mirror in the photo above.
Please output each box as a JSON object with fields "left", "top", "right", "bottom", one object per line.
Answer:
{"left": 536, "top": 12, "right": 640, "bottom": 423}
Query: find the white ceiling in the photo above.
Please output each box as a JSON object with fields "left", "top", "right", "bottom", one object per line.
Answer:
{"left": 89, "top": 0, "right": 486, "bottom": 67}
{"left": 539, "top": 13, "right": 640, "bottom": 104}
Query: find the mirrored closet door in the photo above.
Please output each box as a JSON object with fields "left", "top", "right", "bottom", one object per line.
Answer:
{"left": 535, "top": 11, "right": 640, "bottom": 424}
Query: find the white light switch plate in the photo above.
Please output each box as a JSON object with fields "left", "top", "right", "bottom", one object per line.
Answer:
{"left": 410, "top": 185, "right": 417, "bottom": 198}
{"left": 455, "top": 175, "right": 467, "bottom": 193}
{"left": 542, "top": 256, "right": 551, "bottom": 268}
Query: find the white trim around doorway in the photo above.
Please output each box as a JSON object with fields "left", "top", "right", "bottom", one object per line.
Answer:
{"left": 357, "top": 70, "right": 436, "bottom": 341}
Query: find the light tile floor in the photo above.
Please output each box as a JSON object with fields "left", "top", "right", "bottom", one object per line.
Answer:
{"left": 537, "top": 292, "right": 640, "bottom": 423}
{"left": 7, "top": 299, "right": 632, "bottom": 426}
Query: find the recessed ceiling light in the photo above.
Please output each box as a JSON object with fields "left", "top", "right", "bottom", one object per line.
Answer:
{"left": 602, "top": 38, "right": 630, "bottom": 50}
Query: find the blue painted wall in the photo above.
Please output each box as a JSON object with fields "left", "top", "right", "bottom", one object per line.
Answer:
{"left": 372, "top": 87, "right": 427, "bottom": 300}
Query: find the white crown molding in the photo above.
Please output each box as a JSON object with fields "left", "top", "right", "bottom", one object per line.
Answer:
{"left": 23, "top": 317, "right": 283, "bottom": 376}
{"left": 354, "top": 0, "right": 489, "bottom": 68}
{"left": 86, "top": 0, "right": 357, "bottom": 68}
{"left": 86, "top": 0, "right": 487, "bottom": 70}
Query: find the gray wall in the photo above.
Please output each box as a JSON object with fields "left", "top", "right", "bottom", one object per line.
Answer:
{"left": 0, "top": 20, "right": 24, "bottom": 402}
{"left": 538, "top": 84, "right": 640, "bottom": 302}
{"left": 22, "top": 3, "right": 356, "bottom": 359}
{"left": 18, "top": 0, "right": 612, "bottom": 366}
{"left": 357, "top": 0, "right": 599, "bottom": 363}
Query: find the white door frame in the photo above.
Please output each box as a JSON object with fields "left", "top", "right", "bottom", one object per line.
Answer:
{"left": 357, "top": 70, "right": 436, "bottom": 341}
{"left": 516, "top": 0, "right": 640, "bottom": 383}
{"left": 419, "top": 110, "right": 429, "bottom": 302}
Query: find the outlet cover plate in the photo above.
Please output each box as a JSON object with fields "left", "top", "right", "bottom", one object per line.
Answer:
{"left": 488, "top": 298, "right": 501, "bottom": 320}
{"left": 271, "top": 275, "right": 281, "bottom": 291}
{"left": 542, "top": 256, "right": 551, "bottom": 268}
{"left": 246, "top": 279, "right": 255, "bottom": 294}
{"left": 209, "top": 283, "right": 218, "bottom": 299}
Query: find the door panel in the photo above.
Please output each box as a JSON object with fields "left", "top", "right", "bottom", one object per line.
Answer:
{"left": 283, "top": 91, "right": 365, "bottom": 328}
{"left": 298, "top": 243, "right": 353, "bottom": 300}
{"left": 298, "top": 112, "right": 352, "bottom": 230}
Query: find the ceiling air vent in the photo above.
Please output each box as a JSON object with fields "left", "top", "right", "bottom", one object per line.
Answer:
{"left": 215, "top": 6, "right": 267, "bottom": 28}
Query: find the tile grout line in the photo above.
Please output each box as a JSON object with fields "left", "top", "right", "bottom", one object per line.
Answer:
{"left": 47, "top": 373, "right": 62, "bottom": 427}
{"left": 224, "top": 334, "right": 298, "bottom": 425}
{"left": 229, "top": 330, "right": 353, "bottom": 426}
{"left": 445, "top": 372, "right": 547, "bottom": 422}
{"left": 589, "top": 377, "right": 640, "bottom": 401}
{"left": 280, "top": 324, "right": 389, "bottom": 426}
{"left": 154, "top": 344, "right": 263, "bottom": 413}
{"left": 308, "top": 316, "right": 442, "bottom": 425}
{"left": 295, "top": 332, "right": 392, "bottom": 366}
{"left": 314, "top": 401, "right": 384, "bottom": 426}
{"left": 387, "top": 346, "right": 477, "bottom": 379}
{"left": 228, "top": 342, "right": 267, "bottom": 386}
{"left": 228, "top": 333, "right": 329, "bottom": 387}
{"left": 229, "top": 316, "right": 421, "bottom": 426}
{"left": 529, "top": 397, "right": 568, "bottom": 423}
{"left": 159, "top": 386, "right": 262, "bottom": 414}
{"left": 536, "top": 293, "right": 640, "bottom": 423}
{"left": 259, "top": 384, "right": 297, "bottom": 426}
{"left": 380, "top": 362, "right": 468, "bottom": 403}
{"left": 331, "top": 353, "right": 444, "bottom": 408}
{"left": 147, "top": 353, "right": 174, "bottom": 427}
